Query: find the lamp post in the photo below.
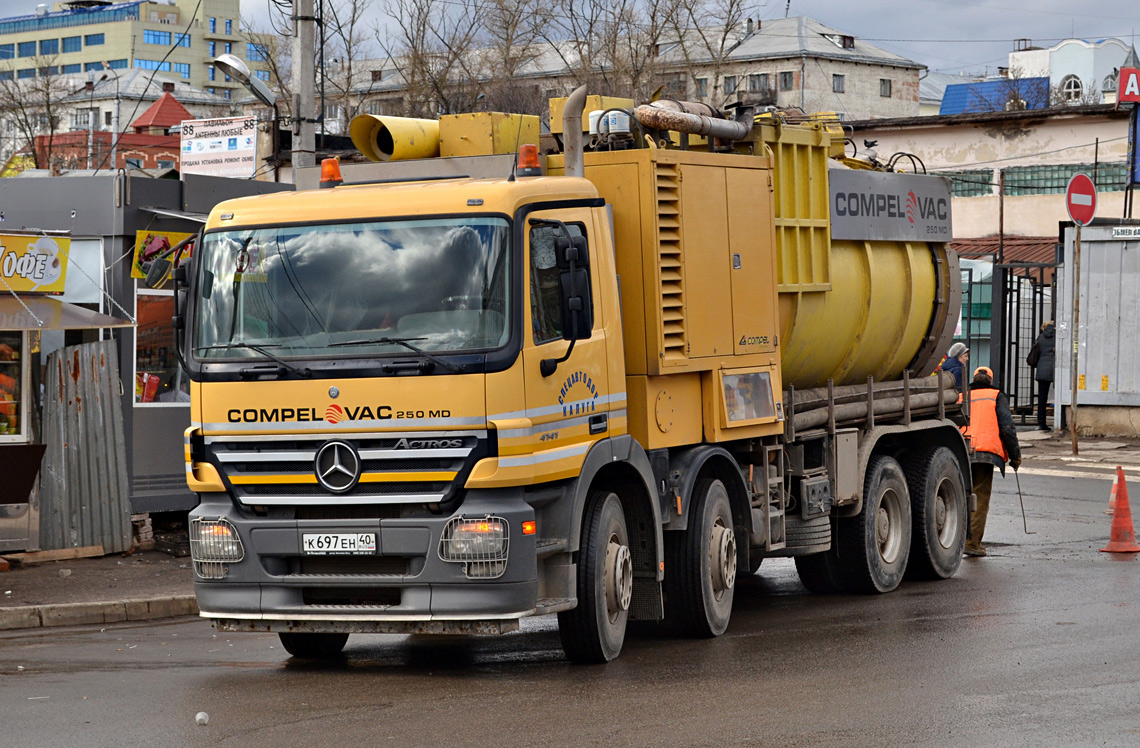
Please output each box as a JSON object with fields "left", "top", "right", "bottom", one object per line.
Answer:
{"left": 212, "top": 53, "right": 279, "bottom": 181}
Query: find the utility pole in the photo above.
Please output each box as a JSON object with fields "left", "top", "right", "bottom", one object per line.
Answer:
{"left": 291, "top": 0, "right": 317, "bottom": 179}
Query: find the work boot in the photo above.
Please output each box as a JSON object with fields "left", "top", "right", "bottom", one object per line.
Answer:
{"left": 963, "top": 545, "right": 987, "bottom": 557}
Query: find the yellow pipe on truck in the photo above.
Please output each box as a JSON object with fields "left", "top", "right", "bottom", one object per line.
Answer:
{"left": 349, "top": 114, "right": 440, "bottom": 162}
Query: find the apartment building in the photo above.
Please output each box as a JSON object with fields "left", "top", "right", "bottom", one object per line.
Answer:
{"left": 0, "top": 0, "right": 267, "bottom": 100}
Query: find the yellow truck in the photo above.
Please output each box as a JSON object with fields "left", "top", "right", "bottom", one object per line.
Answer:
{"left": 177, "top": 88, "right": 967, "bottom": 662}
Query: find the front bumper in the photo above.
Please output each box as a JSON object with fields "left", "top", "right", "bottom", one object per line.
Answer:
{"left": 191, "top": 490, "right": 538, "bottom": 627}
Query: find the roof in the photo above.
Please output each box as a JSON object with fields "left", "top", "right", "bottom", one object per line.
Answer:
{"left": 59, "top": 70, "right": 229, "bottom": 107}
{"left": 131, "top": 92, "right": 194, "bottom": 130}
{"left": 726, "top": 16, "right": 924, "bottom": 69}
{"left": 951, "top": 235, "right": 1058, "bottom": 282}
{"left": 0, "top": 1, "right": 143, "bottom": 32}
{"left": 940, "top": 77, "right": 1049, "bottom": 115}
{"left": 920, "top": 73, "right": 973, "bottom": 105}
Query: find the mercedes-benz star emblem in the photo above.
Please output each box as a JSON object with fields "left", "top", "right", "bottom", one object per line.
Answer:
{"left": 314, "top": 441, "right": 360, "bottom": 493}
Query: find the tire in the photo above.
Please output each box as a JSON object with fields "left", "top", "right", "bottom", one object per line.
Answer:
{"left": 785, "top": 514, "right": 832, "bottom": 555}
{"left": 834, "top": 456, "right": 912, "bottom": 594}
{"left": 558, "top": 491, "right": 632, "bottom": 663}
{"left": 795, "top": 548, "right": 841, "bottom": 593}
{"left": 278, "top": 632, "right": 349, "bottom": 659}
{"left": 904, "top": 446, "right": 967, "bottom": 580}
{"left": 663, "top": 479, "right": 737, "bottom": 637}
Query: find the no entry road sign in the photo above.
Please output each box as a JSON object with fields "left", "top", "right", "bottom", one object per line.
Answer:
{"left": 1066, "top": 173, "right": 1097, "bottom": 226}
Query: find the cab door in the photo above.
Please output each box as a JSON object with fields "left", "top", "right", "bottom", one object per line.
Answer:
{"left": 519, "top": 208, "right": 612, "bottom": 483}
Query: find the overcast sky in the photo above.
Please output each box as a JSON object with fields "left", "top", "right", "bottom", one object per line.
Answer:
{"left": 5, "top": 0, "right": 1139, "bottom": 75}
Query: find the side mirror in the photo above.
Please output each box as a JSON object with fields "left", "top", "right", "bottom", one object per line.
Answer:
{"left": 559, "top": 268, "right": 593, "bottom": 341}
{"left": 554, "top": 235, "right": 589, "bottom": 269}
{"left": 144, "top": 256, "right": 172, "bottom": 288}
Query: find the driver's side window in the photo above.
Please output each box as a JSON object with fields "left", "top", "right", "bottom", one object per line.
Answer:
{"left": 529, "top": 223, "right": 587, "bottom": 344}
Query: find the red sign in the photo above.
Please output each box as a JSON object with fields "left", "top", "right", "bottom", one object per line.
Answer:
{"left": 1120, "top": 67, "right": 1140, "bottom": 103}
{"left": 1066, "top": 173, "right": 1097, "bottom": 226}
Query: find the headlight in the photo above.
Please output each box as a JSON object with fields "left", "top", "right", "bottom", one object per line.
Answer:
{"left": 438, "top": 516, "right": 509, "bottom": 579}
{"left": 189, "top": 518, "right": 244, "bottom": 579}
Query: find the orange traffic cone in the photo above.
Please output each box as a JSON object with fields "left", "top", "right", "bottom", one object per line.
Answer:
{"left": 1100, "top": 471, "right": 1140, "bottom": 553}
{"left": 1105, "top": 467, "right": 1122, "bottom": 515}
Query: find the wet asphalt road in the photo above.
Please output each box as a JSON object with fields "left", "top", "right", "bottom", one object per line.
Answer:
{"left": 2, "top": 472, "right": 1138, "bottom": 748}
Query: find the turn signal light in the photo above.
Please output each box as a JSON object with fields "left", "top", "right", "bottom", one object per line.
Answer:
{"left": 319, "top": 157, "right": 343, "bottom": 188}
{"left": 516, "top": 144, "right": 542, "bottom": 177}
{"left": 522, "top": 520, "right": 536, "bottom": 535}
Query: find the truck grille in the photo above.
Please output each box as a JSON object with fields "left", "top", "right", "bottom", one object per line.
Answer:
{"left": 205, "top": 430, "right": 487, "bottom": 506}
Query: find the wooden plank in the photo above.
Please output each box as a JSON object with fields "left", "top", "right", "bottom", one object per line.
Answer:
{"left": 0, "top": 545, "right": 105, "bottom": 566}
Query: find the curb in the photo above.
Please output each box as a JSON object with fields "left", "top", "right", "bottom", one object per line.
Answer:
{"left": 0, "top": 595, "right": 199, "bottom": 632}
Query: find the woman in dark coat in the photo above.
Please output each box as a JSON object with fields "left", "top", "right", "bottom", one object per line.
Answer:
{"left": 1030, "top": 321, "right": 1055, "bottom": 431}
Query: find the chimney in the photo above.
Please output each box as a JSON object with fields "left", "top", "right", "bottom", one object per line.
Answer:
{"left": 162, "top": 81, "right": 175, "bottom": 93}
{"left": 85, "top": 80, "right": 94, "bottom": 92}
{"left": 746, "top": 18, "right": 754, "bottom": 34}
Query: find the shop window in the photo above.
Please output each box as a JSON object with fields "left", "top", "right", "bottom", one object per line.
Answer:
{"left": 136, "top": 293, "right": 188, "bottom": 404}
{"left": 0, "top": 332, "right": 27, "bottom": 439}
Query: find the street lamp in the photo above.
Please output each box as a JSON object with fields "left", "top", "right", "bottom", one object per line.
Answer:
{"left": 212, "top": 53, "right": 279, "bottom": 180}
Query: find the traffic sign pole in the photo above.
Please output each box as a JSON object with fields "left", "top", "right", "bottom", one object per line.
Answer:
{"left": 1071, "top": 224, "right": 1081, "bottom": 456}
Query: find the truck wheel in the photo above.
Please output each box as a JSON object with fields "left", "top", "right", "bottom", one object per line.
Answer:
{"left": 277, "top": 632, "right": 349, "bottom": 659}
{"left": 835, "top": 456, "right": 911, "bottom": 593}
{"left": 664, "top": 479, "right": 736, "bottom": 637}
{"left": 558, "top": 491, "right": 632, "bottom": 663}
{"left": 795, "top": 548, "right": 841, "bottom": 593}
{"left": 904, "top": 446, "right": 967, "bottom": 580}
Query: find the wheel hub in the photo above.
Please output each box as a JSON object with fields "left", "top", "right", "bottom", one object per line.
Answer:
{"left": 711, "top": 522, "right": 737, "bottom": 593}
{"left": 876, "top": 507, "right": 891, "bottom": 546}
{"left": 605, "top": 538, "right": 633, "bottom": 618}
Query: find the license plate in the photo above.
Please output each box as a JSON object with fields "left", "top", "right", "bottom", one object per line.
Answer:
{"left": 302, "top": 532, "right": 377, "bottom": 555}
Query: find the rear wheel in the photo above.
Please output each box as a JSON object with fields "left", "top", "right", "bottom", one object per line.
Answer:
{"left": 905, "top": 447, "right": 967, "bottom": 580}
{"left": 664, "top": 479, "right": 737, "bottom": 637}
{"left": 794, "top": 548, "right": 841, "bottom": 593}
{"left": 277, "top": 632, "right": 349, "bottom": 660}
{"left": 558, "top": 491, "right": 632, "bottom": 663}
{"left": 834, "top": 456, "right": 911, "bottom": 593}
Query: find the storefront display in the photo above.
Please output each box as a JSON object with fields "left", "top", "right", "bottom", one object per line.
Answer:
{"left": 135, "top": 292, "right": 188, "bottom": 403}
{"left": 0, "top": 331, "right": 25, "bottom": 439}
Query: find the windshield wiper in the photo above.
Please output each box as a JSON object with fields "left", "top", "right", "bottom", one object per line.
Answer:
{"left": 194, "top": 343, "right": 313, "bottom": 378}
{"left": 328, "top": 336, "right": 461, "bottom": 373}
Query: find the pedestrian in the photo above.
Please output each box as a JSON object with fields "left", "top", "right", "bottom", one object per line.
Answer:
{"left": 961, "top": 366, "right": 1022, "bottom": 557}
{"left": 941, "top": 342, "right": 969, "bottom": 393}
{"left": 1027, "top": 320, "right": 1055, "bottom": 431}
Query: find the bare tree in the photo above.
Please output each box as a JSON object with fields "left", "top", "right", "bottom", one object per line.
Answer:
{"left": 966, "top": 66, "right": 1050, "bottom": 112}
{"left": 377, "top": 0, "right": 483, "bottom": 117}
{"left": 324, "top": 0, "right": 377, "bottom": 130}
{"left": 665, "top": 0, "right": 758, "bottom": 105}
{"left": 478, "top": 0, "right": 547, "bottom": 115}
{"left": 1049, "top": 75, "right": 1102, "bottom": 107}
{"left": 240, "top": 23, "right": 294, "bottom": 119}
{"left": 0, "top": 58, "right": 69, "bottom": 169}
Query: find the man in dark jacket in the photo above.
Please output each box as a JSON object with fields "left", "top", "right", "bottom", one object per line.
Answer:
{"left": 942, "top": 342, "right": 969, "bottom": 394}
{"left": 1030, "top": 321, "right": 1056, "bottom": 431}
{"left": 961, "top": 366, "right": 1021, "bottom": 557}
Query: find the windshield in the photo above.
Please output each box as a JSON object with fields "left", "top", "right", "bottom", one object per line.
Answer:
{"left": 193, "top": 217, "right": 511, "bottom": 361}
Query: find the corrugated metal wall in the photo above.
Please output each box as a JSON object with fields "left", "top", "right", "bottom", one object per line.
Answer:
{"left": 39, "top": 340, "right": 132, "bottom": 553}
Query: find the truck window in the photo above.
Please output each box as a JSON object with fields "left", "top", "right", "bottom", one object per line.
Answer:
{"left": 530, "top": 222, "right": 587, "bottom": 344}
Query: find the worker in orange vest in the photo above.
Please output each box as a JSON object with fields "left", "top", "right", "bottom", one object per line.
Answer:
{"left": 960, "top": 366, "right": 1021, "bottom": 556}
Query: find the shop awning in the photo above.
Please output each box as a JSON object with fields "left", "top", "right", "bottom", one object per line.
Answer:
{"left": 0, "top": 296, "right": 134, "bottom": 330}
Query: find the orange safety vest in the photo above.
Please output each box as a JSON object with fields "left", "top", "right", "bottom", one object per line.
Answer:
{"left": 962, "top": 387, "right": 1006, "bottom": 460}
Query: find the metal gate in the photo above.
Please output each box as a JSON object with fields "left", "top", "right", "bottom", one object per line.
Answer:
{"left": 992, "top": 258, "right": 1058, "bottom": 424}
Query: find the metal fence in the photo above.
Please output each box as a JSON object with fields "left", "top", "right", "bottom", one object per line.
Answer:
{"left": 39, "top": 340, "right": 132, "bottom": 553}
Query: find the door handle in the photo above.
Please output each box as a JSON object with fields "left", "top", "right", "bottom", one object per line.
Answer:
{"left": 589, "top": 413, "right": 608, "bottom": 434}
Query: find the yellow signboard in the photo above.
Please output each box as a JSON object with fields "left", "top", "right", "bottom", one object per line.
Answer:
{"left": 1101, "top": 375, "right": 1110, "bottom": 391}
{"left": 132, "top": 230, "right": 195, "bottom": 280}
{"left": 0, "top": 233, "right": 69, "bottom": 294}
{"left": 1078, "top": 374, "right": 1086, "bottom": 391}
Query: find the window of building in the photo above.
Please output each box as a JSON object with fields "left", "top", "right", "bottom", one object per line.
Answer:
{"left": 779, "top": 71, "right": 794, "bottom": 91}
{"left": 157, "top": 159, "right": 175, "bottom": 169}
{"left": 323, "top": 103, "right": 344, "bottom": 122}
{"left": 135, "top": 291, "right": 189, "bottom": 404}
{"left": 1059, "top": 74, "right": 1083, "bottom": 102}
{"left": 209, "top": 17, "right": 216, "bottom": 33}
{"left": 1004, "top": 161, "right": 1129, "bottom": 195}
{"left": 62, "top": 36, "right": 81, "bottom": 53}
{"left": 0, "top": 44, "right": 13, "bottom": 60}
{"left": 144, "top": 29, "right": 172, "bottom": 45}
{"left": 18, "top": 41, "right": 36, "bottom": 58}
{"left": 108, "top": 59, "right": 128, "bottom": 69}
{"left": 225, "top": 19, "right": 232, "bottom": 35}
{"left": 247, "top": 43, "right": 267, "bottom": 61}
{"left": 208, "top": 66, "right": 215, "bottom": 81}
{"left": 880, "top": 78, "right": 892, "bottom": 98}
{"left": 222, "top": 88, "right": 231, "bottom": 99}
{"left": 224, "top": 42, "right": 232, "bottom": 55}
{"left": 125, "top": 157, "right": 143, "bottom": 168}
{"left": 695, "top": 77, "right": 708, "bottom": 98}
{"left": 209, "top": 41, "right": 216, "bottom": 57}
{"left": 135, "top": 59, "right": 171, "bottom": 72}
{"left": 723, "top": 75, "right": 737, "bottom": 96}
{"left": 171, "top": 62, "right": 190, "bottom": 79}
{"left": 72, "top": 107, "right": 99, "bottom": 129}
{"left": 662, "top": 72, "right": 686, "bottom": 99}
{"left": 832, "top": 74, "right": 845, "bottom": 93}
{"left": 17, "top": 68, "right": 35, "bottom": 79}
{"left": 0, "top": 70, "right": 11, "bottom": 80}
{"left": 935, "top": 169, "right": 994, "bottom": 198}
{"left": 62, "top": 63, "right": 81, "bottom": 74}
{"left": 39, "top": 66, "right": 58, "bottom": 76}
{"left": 748, "top": 73, "right": 769, "bottom": 92}
{"left": 40, "top": 38, "right": 59, "bottom": 56}
{"left": 371, "top": 69, "right": 384, "bottom": 82}
{"left": 84, "top": 62, "right": 103, "bottom": 71}
{"left": 529, "top": 222, "right": 588, "bottom": 343}
{"left": 367, "top": 99, "right": 385, "bottom": 114}
{"left": 84, "top": 34, "right": 105, "bottom": 46}
{"left": 105, "top": 111, "right": 112, "bottom": 126}
{"left": 254, "top": 69, "right": 270, "bottom": 82}
{"left": 175, "top": 33, "right": 191, "bottom": 48}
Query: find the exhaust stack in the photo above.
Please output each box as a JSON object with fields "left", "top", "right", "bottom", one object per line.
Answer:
{"left": 562, "top": 85, "right": 588, "bottom": 178}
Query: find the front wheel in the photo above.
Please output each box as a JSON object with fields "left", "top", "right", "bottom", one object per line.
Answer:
{"left": 834, "top": 456, "right": 912, "bottom": 593}
{"left": 278, "top": 632, "right": 349, "bottom": 660}
{"left": 558, "top": 491, "right": 632, "bottom": 663}
{"left": 664, "top": 479, "right": 737, "bottom": 637}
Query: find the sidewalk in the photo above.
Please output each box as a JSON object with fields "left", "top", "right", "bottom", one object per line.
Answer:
{"left": 2, "top": 430, "right": 1138, "bottom": 633}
